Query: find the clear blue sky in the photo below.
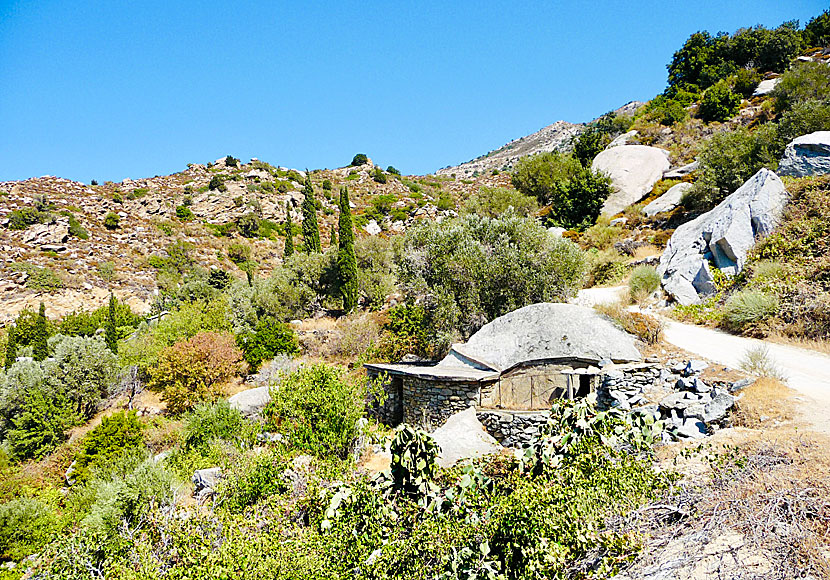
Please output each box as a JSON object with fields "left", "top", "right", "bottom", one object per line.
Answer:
{"left": 0, "top": 1, "right": 824, "bottom": 182}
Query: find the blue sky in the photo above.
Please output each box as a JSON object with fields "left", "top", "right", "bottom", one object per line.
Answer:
{"left": 0, "top": 1, "right": 824, "bottom": 182}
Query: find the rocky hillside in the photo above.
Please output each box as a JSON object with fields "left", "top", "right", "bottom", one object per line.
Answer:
{"left": 0, "top": 157, "right": 508, "bottom": 323}
{"left": 436, "top": 120, "right": 582, "bottom": 178}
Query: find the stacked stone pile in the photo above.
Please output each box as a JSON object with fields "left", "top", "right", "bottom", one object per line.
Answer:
{"left": 598, "top": 359, "right": 739, "bottom": 440}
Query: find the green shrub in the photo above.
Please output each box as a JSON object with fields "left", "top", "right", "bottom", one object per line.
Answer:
{"left": 386, "top": 166, "right": 401, "bottom": 175}
{"left": 72, "top": 411, "right": 144, "bottom": 483}
{"left": 732, "top": 68, "right": 762, "bottom": 98}
{"left": 225, "top": 155, "right": 239, "bottom": 167}
{"left": 219, "top": 450, "right": 288, "bottom": 514}
{"left": 209, "top": 175, "right": 227, "bottom": 192}
{"left": 683, "top": 127, "right": 777, "bottom": 209}
{"left": 572, "top": 126, "right": 610, "bottom": 165}
{"left": 723, "top": 290, "right": 779, "bottom": 330}
{"left": 6, "top": 207, "right": 48, "bottom": 231}
{"left": 350, "top": 153, "right": 369, "bottom": 166}
{"left": 181, "top": 400, "right": 255, "bottom": 455}
{"left": 103, "top": 212, "right": 120, "bottom": 230}
{"left": 580, "top": 217, "right": 624, "bottom": 250}
{"left": 772, "top": 61, "right": 830, "bottom": 114}
{"left": 804, "top": 9, "right": 830, "bottom": 48}
{"left": 322, "top": 179, "right": 333, "bottom": 191}
{"left": 0, "top": 497, "right": 59, "bottom": 561}
{"left": 4, "top": 386, "right": 78, "bottom": 460}
{"left": 175, "top": 205, "right": 194, "bottom": 221}
{"left": 398, "top": 213, "right": 585, "bottom": 354}
{"left": 585, "top": 248, "right": 627, "bottom": 287}
{"left": 512, "top": 152, "right": 612, "bottom": 230}
{"left": 59, "top": 298, "right": 140, "bottom": 338}
{"left": 388, "top": 425, "right": 439, "bottom": 497}
{"left": 698, "top": 80, "right": 741, "bottom": 122}
{"left": 236, "top": 213, "right": 260, "bottom": 238}
{"left": 641, "top": 94, "right": 688, "bottom": 126}
{"left": 227, "top": 242, "right": 252, "bottom": 265}
{"left": 9, "top": 263, "right": 63, "bottom": 292}
{"left": 66, "top": 214, "right": 88, "bottom": 239}
{"left": 355, "top": 236, "right": 396, "bottom": 311}
{"left": 461, "top": 186, "right": 538, "bottom": 218}
{"left": 628, "top": 266, "right": 661, "bottom": 303}
{"left": 235, "top": 317, "right": 299, "bottom": 370}
{"left": 264, "top": 364, "right": 366, "bottom": 458}
{"left": 436, "top": 191, "right": 453, "bottom": 211}
{"left": 372, "top": 167, "right": 388, "bottom": 184}
{"left": 776, "top": 99, "right": 830, "bottom": 156}
{"left": 372, "top": 303, "right": 429, "bottom": 361}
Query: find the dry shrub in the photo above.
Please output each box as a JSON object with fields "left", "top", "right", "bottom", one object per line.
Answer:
{"left": 148, "top": 331, "right": 247, "bottom": 414}
{"left": 595, "top": 303, "right": 663, "bottom": 344}
{"left": 325, "top": 313, "right": 382, "bottom": 359}
{"left": 732, "top": 378, "right": 795, "bottom": 428}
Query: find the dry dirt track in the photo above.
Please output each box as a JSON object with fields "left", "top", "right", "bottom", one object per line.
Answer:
{"left": 660, "top": 318, "right": 830, "bottom": 434}
{"left": 574, "top": 287, "right": 830, "bottom": 434}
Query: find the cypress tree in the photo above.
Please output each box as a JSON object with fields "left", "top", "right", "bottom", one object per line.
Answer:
{"left": 105, "top": 293, "right": 118, "bottom": 354}
{"left": 330, "top": 226, "right": 338, "bottom": 248}
{"left": 4, "top": 326, "right": 17, "bottom": 369}
{"left": 33, "top": 302, "right": 48, "bottom": 362}
{"left": 301, "top": 176, "right": 321, "bottom": 253}
{"left": 284, "top": 201, "right": 295, "bottom": 258}
{"left": 338, "top": 187, "right": 359, "bottom": 313}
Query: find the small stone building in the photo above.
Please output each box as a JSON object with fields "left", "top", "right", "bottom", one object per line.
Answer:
{"left": 365, "top": 303, "right": 641, "bottom": 428}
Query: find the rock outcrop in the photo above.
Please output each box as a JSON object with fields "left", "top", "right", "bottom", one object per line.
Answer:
{"left": 436, "top": 120, "right": 582, "bottom": 178}
{"left": 753, "top": 77, "right": 780, "bottom": 96}
{"left": 777, "top": 131, "right": 830, "bottom": 177}
{"left": 431, "top": 407, "right": 502, "bottom": 468}
{"left": 642, "top": 182, "right": 692, "bottom": 217}
{"left": 658, "top": 169, "right": 788, "bottom": 305}
{"left": 228, "top": 386, "right": 271, "bottom": 419}
{"left": 592, "top": 145, "right": 671, "bottom": 215}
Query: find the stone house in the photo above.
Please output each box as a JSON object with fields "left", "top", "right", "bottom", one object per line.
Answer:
{"left": 365, "top": 303, "right": 641, "bottom": 429}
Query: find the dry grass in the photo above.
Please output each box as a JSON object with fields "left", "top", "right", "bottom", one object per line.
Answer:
{"left": 732, "top": 378, "right": 797, "bottom": 428}
{"left": 621, "top": 431, "right": 830, "bottom": 578}
{"left": 294, "top": 316, "right": 338, "bottom": 331}
{"left": 629, "top": 243, "right": 661, "bottom": 261}
{"left": 765, "top": 331, "right": 830, "bottom": 356}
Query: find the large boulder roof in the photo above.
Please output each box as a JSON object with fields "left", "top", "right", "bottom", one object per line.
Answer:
{"left": 447, "top": 303, "right": 641, "bottom": 372}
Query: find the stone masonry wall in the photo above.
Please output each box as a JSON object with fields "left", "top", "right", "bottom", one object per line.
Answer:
{"left": 402, "top": 378, "right": 481, "bottom": 429}
{"left": 477, "top": 410, "right": 549, "bottom": 447}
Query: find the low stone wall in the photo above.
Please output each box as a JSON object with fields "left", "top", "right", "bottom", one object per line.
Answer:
{"left": 478, "top": 409, "right": 549, "bottom": 447}
{"left": 402, "top": 378, "right": 480, "bottom": 429}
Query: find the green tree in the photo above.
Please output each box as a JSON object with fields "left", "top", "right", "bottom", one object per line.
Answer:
{"left": 235, "top": 317, "right": 299, "bottom": 370}
{"left": 4, "top": 326, "right": 16, "bottom": 369}
{"left": 573, "top": 127, "right": 609, "bottom": 166}
{"left": 511, "top": 152, "right": 613, "bottom": 230}
{"left": 698, "top": 79, "right": 741, "bottom": 122}
{"left": 338, "top": 187, "right": 359, "bottom": 313}
{"left": 351, "top": 153, "right": 369, "bottom": 166}
{"left": 33, "top": 303, "right": 48, "bottom": 362}
{"left": 804, "top": 9, "right": 830, "bottom": 48}
{"left": 301, "top": 177, "right": 321, "bottom": 253}
{"left": 105, "top": 293, "right": 118, "bottom": 354}
{"left": 330, "top": 226, "right": 337, "bottom": 247}
{"left": 284, "top": 201, "right": 295, "bottom": 258}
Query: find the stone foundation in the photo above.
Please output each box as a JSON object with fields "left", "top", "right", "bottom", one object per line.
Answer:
{"left": 477, "top": 409, "right": 549, "bottom": 447}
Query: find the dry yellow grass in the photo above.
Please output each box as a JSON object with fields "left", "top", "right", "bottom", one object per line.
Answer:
{"left": 732, "top": 377, "right": 797, "bottom": 428}
{"left": 765, "top": 331, "right": 830, "bottom": 356}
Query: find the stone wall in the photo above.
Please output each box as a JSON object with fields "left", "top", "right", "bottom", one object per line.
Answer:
{"left": 402, "top": 378, "right": 482, "bottom": 429}
{"left": 477, "top": 410, "right": 549, "bottom": 447}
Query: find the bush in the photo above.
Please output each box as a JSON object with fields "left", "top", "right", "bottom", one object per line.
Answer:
{"left": 580, "top": 216, "right": 624, "bottom": 250}
{"left": 6, "top": 207, "right": 48, "bottom": 231}
{"left": 59, "top": 298, "right": 141, "bottom": 339}
{"left": 350, "top": 153, "right": 369, "bottom": 166}
{"left": 628, "top": 266, "right": 661, "bottom": 303}
{"left": 0, "top": 497, "right": 59, "bottom": 561}
{"left": 772, "top": 61, "right": 830, "bottom": 114}
{"left": 327, "top": 314, "right": 382, "bottom": 359}
{"left": 175, "top": 205, "right": 194, "bottom": 221}
{"left": 322, "top": 179, "right": 333, "bottom": 191}
{"left": 723, "top": 290, "right": 779, "bottom": 331}
{"left": 372, "top": 167, "right": 387, "bottom": 184}
{"left": 683, "top": 127, "right": 777, "bottom": 209}
{"left": 641, "top": 94, "right": 688, "bottom": 126}
{"left": 355, "top": 236, "right": 396, "bottom": 310}
{"left": 585, "top": 248, "right": 627, "bottom": 287}
{"left": 3, "top": 385, "right": 78, "bottom": 460}
{"left": 72, "top": 411, "right": 144, "bottom": 483}
{"left": 398, "top": 213, "right": 585, "bottom": 354}
{"left": 732, "top": 68, "right": 762, "bottom": 98}
{"left": 227, "top": 242, "right": 252, "bottom": 265}
{"left": 66, "top": 214, "right": 88, "bottom": 239}
{"left": 264, "top": 364, "right": 366, "bottom": 458}
{"left": 236, "top": 213, "right": 260, "bottom": 238}
{"left": 148, "top": 331, "right": 246, "bottom": 414}
{"left": 698, "top": 80, "right": 741, "bottom": 122}
{"left": 181, "top": 400, "right": 255, "bottom": 455}
{"left": 386, "top": 166, "right": 401, "bottom": 175}
{"left": 776, "top": 99, "right": 830, "bottom": 155}
{"left": 461, "top": 186, "right": 538, "bottom": 218}
{"left": 103, "top": 212, "right": 120, "bottom": 230}
{"left": 219, "top": 450, "right": 288, "bottom": 514}
{"left": 45, "top": 335, "right": 119, "bottom": 418}
{"left": 235, "top": 317, "right": 298, "bottom": 370}
{"left": 804, "top": 9, "right": 830, "bottom": 48}
{"left": 225, "top": 155, "right": 239, "bottom": 167}
{"left": 10, "top": 263, "right": 63, "bottom": 292}
{"left": 209, "top": 175, "right": 227, "bottom": 192}
{"left": 511, "top": 152, "right": 613, "bottom": 230}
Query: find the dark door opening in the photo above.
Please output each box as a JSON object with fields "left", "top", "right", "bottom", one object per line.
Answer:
{"left": 576, "top": 375, "right": 591, "bottom": 398}
{"left": 392, "top": 376, "right": 404, "bottom": 424}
